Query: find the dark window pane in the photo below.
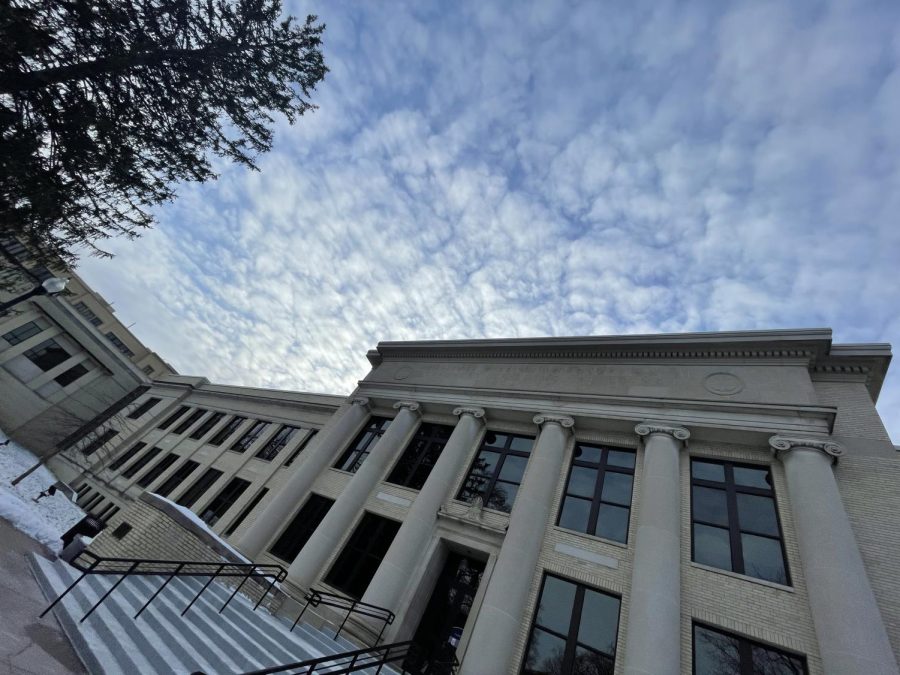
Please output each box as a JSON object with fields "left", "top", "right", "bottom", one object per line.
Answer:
{"left": 693, "top": 486, "right": 729, "bottom": 526}
{"left": 486, "top": 481, "right": 518, "bottom": 511}
{"left": 577, "top": 589, "right": 619, "bottom": 655}
{"left": 325, "top": 513, "right": 400, "bottom": 599}
{"left": 600, "top": 472, "right": 632, "bottom": 506}
{"left": 573, "top": 647, "right": 614, "bottom": 675}
{"left": 524, "top": 628, "right": 568, "bottom": 675}
{"left": 199, "top": 478, "right": 251, "bottom": 526}
{"left": 733, "top": 466, "right": 771, "bottom": 489}
{"left": 458, "top": 474, "right": 490, "bottom": 503}
{"left": 137, "top": 453, "right": 178, "bottom": 488}
{"left": 55, "top": 363, "right": 88, "bottom": 387}
{"left": 269, "top": 495, "right": 333, "bottom": 562}
{"left": 473, "top": 450, "right": 501, "bottom": 476}
{"left": 694, "top": 523, "right": 733, "bottom": 571}
{"left": 483, "top": 432, "right": 509, "bottom": 448}
{"left": 224, "top": 488, "right": 269, "bottom": 537}
{"left": 155, "top": 460, "right": 199, "bottom": 498}
{"left": 568, "top": 467, "right": 597, "bottom": 498}
{"left": 737, "top": 494, "right": 779, "bottom": 536}
{"left": 751, "top": 644, "right": 806, "bottom": 674}
{"left": 24, "top": 339, "right": 69, "bottom": 371}
{"left": 509, "top": 436, "right": 534, "bottom": 453}
{"left": 606, "top": 450, "right": 635, "bottom": 469}
{"left": 741, "top": 534, "right": 788, "bottom": 585}
{"left": 692, "top": 461, "right": 726, "bottom": 482}
{"left": 595, "top": 504, "right": 629, "bottom": 543}
{"left": 559, "top": 496, "right": 591, "bottom": 532}
{"left": 498, "top": 455, "right": 528, "bottom": 483}
{"left": 535, "top": 576, "right": 576, "bottom": 634}
{"left": 694, "top": 625, "right": 741, "bottom": 675}
{"left": 573, "top": 444, "right": 602, "bottom": 463}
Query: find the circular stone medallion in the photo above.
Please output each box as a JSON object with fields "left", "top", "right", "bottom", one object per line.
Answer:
{"left": 704, "top": 372, "right": 744, "bottom": 396}
{"left": 393, "top": 366, "right": 413, "bottom": 381}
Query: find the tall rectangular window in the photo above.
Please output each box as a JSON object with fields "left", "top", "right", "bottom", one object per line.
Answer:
{"left": 334, "top": 417, "right": 391, "bottom": 473}
{"left": 284, "top": 430, "right": 318, "bottom": 467}
{"left": 386, "top": 422, "right": 453, "bottom": 490}
{"left": 457, "top": 431, "right": 535, "bottom": 513}
{"left": 122, "top": 446, "right": 163, "bottom": 479}
{"left": 199, "top": 477, "right": 251, "bottom": 526}
{"left": 557, "top": 444, "right": 635, "bottom": 543}
{"left": 269, "top": 494, "right": 334, "bottom": 563}
{"left": 158, "top": 406, "right": 189, "bottom": 430}
{"left": 522, "top": 574, "right": 620, "bottom": 675}
{"left": 691, "top": 459, "right": 789, "bottom": 585}
{"left": 209, "top": 416, "right": 246, "bottom": 446}
{"left": 693, "top": 623, "right": 807, "bottom": 675}
{"left": 2, "top": 321, "right": 41, "bottom": 345}
{"left": 24, "top": 339, "right": 69, "bottom": 371}
{"left": 255, "top": 425, "right": 300, "bottom": 462}
{"left": 230, "top": 420, "right": 269, "bottom": 453}
{"left": 74, "top": 302, "right": 103, "bottom": 326}
{"left": 172, "top": 408, "right": 207, "bottom": 435}
{"left": 190, "top": 411, "right": 225, "bottom": 440}
{"left": 176, "top": 468, "right": 224, "bottom": 508}
{"left": 127, "top": 397, "right": 161, "bottom": 419}
{"left": 155, "top": 460, "right": 199, "bottom": 498}
{"left": 325, "top": 512, "right": 400, "bottom": 599}
{"left": 80, "top": 429, "right": 119, "bottom": 456}
{"left": 136, "top": 453, "right": 179, "bottom": 488}
{"left": 109, "top": 442, "right": 146, "bottom": 471}
{"left": 224, "top": 488, "right": 269, "bottom": 537}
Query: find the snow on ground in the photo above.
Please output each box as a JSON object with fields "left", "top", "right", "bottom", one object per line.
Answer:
{"left": 0, "top": 430, "right": 84, "bottom": 553}
{"left": 151, "top": 493, "right": 251, "bottom": 563}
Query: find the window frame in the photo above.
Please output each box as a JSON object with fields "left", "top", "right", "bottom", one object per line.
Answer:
{"left": 333, "top": 417, "right": 392, "bottom": 473}
{"left": 136, "top": 452, "right": 179, "bottom": 488}
{"left": 2, "top": 321, "right": 42, "bottom": 345}
{"left": 155, "top": 459, "right": 200, "bottom": 498}
{"left": 324, "top": 511, "right": 401, "bottom": 599}
{"left": 269, "top": 493, "right": 334, "bottom": 563}
{"left": 255, "top": 424, "right": 301, "bottom": 462}
{"left": 199, "top": 477, "right": 252, "bottom": 526}
{"left": 692, "top": 622, "right": 808, "bottom": 675}
{"left": 556, "top": 444, "right": 636, "bottom": 544}
{"left": 23, "top": 338, "right": 70, "bottom": 372}
{"left": 224, "top": 488, "right": 269, "bottom": 536}
{"left": 385, "top": 422, "right": 454, "bottom": 490}
{"left": 172, "top": 408, "right": 207, "bottom": 435}
{"left": 457, "top": 431, "right": 535, "bottom": 514}
{"left": 176, "top": 468, "right": 224, "bottom": 508}
{"left": 690, "top": 458, "right": 791, "bottom": 586}
{"left": 229, "top": 419, "right": 269, "bottom": 454}
{"left": 283, "top": 429, "right": 318, "bottom": 467}
{"left": 521, "top": 572, "right": 621, "bottom": 675}
{"left": 208, "top": 415, "right": 246, "bottom": 446}
{"left": 189, "top": 411, "right": 225, "bottom": 440}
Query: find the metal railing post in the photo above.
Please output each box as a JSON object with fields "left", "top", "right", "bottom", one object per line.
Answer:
{"left": 336, "top": 599, "right": 355, "bottom": 640}
{"left": 291, "top": 597, "right": 313, "bottom": 632}
{"left": 81, "top": 560, "right": 139, "bottom": 622}
{"left": 39, "top": 557, "right": 98, "bottom": 617}
{"left": 135, "top": 562, "right": 184, "bottom": 618}
{"left": 181, "top": 563, "right": 225, "bottom": 617}
{"left": 220, "top": 565, "right": 256, "bottom": 614}
{"left": 252, "top": 573, "right": 279, "bottom": 611}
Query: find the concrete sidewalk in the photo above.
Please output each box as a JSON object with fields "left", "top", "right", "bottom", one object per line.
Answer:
{"left": 0, "top": 518, "right": 85, "bottom": 675}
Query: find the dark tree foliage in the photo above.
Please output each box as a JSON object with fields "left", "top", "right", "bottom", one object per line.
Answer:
{"left": 0, "top": 0, "right": 327, "bottom": 265}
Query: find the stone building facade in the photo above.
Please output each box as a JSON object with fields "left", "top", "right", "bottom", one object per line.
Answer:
{"left": 59, "top": 328, "right": 900, "bottom": 675}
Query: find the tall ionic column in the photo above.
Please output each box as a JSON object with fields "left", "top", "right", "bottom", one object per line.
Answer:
{"left": 460, "top": 413, "right": 574, "bottom": 675}
{"left": 769, "top": 436, "right": 899, "bottom": 675}
{"left": 622, "top": 422, "right": 690, "bottom": 675}
{"left": 236, "top": 397, "right": 372, "bottom": 559}
{"left": 362, "top": 407, "right": 486, "bottom": 615}
{"left": 286, "top": 401, "right": 422, "bottom": 591}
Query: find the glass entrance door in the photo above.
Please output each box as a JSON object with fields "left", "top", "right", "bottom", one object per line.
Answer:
{"left": 407, "top": 551, "right": 486, "bottom": 674}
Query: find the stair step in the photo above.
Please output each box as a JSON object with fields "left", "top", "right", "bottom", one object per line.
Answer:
{"left": 29, "top": 555, "right": 403, "bottom": 675}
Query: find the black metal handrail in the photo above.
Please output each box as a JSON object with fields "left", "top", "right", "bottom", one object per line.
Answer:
{"left": 215, "top": 639, "right": 419, "bottom": 675}
{"left": 41, "top": 550, "right": 287, "bottom": 622}
{"left": 292, "top": 588, "right": 395, "bottom": 646}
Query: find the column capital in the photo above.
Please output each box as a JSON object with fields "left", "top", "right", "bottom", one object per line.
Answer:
{"left": 769, "top": 435, "right": 844, "bottom": 465}
{"left": 453, "top": 406, "right": 486, "bottom": 422}
{"left": 634, "top": 421, "right": 690, "bottom": 441}
{"left": 533, "top": 413, "right": 575, "bottom": 430}
{"left": 349, "top": 396, "right": 371, "bottom": 410}
{"left": 393, "top": 400, "right": 422, "bottom": 416}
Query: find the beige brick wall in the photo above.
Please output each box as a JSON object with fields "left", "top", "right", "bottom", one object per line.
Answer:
{"left": 814, "top": 379, "right": 892, "bottom": 442}
{"left": 836, "top": 455, "right": 900, "bottom": 662}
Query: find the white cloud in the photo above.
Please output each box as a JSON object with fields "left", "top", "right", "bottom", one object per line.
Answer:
{"left": 76, "top": 0, "right": 900, "bottom": 440}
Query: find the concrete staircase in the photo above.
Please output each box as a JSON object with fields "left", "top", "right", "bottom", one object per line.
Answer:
{"left": 29, "top": 554, "right": 402, "bottom": 675}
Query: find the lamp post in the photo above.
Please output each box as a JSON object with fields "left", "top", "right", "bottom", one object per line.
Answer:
{"left": 0, "top": 276, "right": 69, "bottom": 313}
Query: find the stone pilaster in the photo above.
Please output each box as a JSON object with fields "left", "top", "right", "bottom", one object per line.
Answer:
{"left": 235, "top": 397, "right": 371, "bottom": 559}
{"left": 769, "top": 435, "right": 899, "bottom": 675}
{"left": 621, "top": 422, "right": 690, "bottom": 675}
{"left": 460, "top": 413, "right": 574, "bottom": 675}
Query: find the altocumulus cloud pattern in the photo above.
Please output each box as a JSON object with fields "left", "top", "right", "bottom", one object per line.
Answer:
{"left": 77, "top": 0, "right": 900, "bottom": 439}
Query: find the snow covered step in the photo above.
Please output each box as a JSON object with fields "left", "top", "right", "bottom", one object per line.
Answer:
{"left": 29, "top": 554, "right": 403, "bottom": 675}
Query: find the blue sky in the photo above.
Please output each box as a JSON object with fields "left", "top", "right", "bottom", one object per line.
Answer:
{"left": 77, "top": 0, "right": 900, "bottom": 439}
